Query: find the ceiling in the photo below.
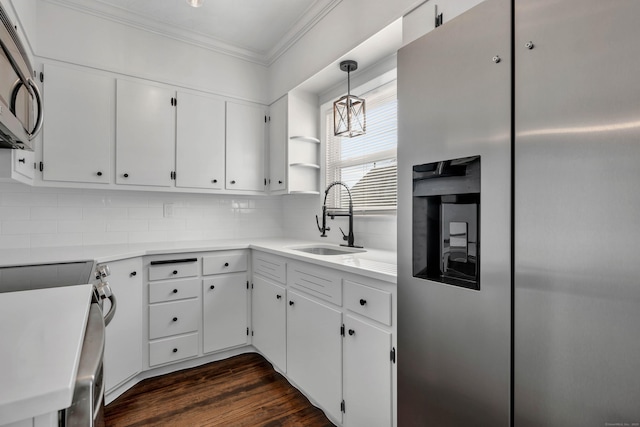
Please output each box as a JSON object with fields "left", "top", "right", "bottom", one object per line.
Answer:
{"left": 50, "top": 0, "right": 342, "bottom": 64}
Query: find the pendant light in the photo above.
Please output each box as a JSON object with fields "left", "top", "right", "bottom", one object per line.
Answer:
{"left": 186, "top": 0, "right": 203, "bottom": 7}
{"left": 333, "top": 60, "right": 366, "bottom": 138}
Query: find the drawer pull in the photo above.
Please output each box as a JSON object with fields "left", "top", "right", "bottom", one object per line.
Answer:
{"left": 173, "top": 270, "right": 178, "bottom": 275}
{"left": 276, "top": 294, "right": 282, "bottom": 300}
{"left": 224, "top": 262, "right": 229, "bottom": 267}
{"left": 130, "top": 271, "right": 137, "bottom": 276}
{"left": 289, "top": 300, "right": 294, "bottom": 306}
{"left": 359, "top": 299, "right": 367, "bottom": 306}
{"left": 173, "top": 289, "right": 178, "bottom": 294}
{"left": 172, "top": 317, "right": 178, "bottom": 322}
{"left": 348, "top": 329, "right": 356, "bottom": 336}
{"left": 173, "top": 348, "right": 178, "bottom": 353}
{"left": 210, "top": 285, "right": 215, "bottom": 290}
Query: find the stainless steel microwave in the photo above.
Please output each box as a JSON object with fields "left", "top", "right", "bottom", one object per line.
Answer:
{"left": 0, "top": 3, "right": 42, "bottom": 150}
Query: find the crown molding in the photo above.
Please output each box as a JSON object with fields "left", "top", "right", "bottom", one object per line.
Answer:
{"left": 43, "top": 0, "right": 342, "bottom": 66}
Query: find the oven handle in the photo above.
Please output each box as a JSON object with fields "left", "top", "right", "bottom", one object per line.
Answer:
{"left": 103, "top": 293, "right": 116, "bottom": 327}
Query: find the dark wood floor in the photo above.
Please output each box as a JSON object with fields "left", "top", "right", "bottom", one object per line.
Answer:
{"left": 104, "top": 352, "right": 336, "bottom": 427}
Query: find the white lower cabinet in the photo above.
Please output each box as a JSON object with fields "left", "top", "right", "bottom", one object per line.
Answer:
{"left": 251, "top": 275, "right": 286, "bottom": 371}
{"left": 343, "top": 315, "right": 393, "bottom": 427}
{"left": 202, "top": 272, "right": 248, "bottom": 353}
{"left": 101, "top": 257, "right": 142, "bottom": 393}
{"left": 287, "top": 289, "right": 343, "bottom": 422}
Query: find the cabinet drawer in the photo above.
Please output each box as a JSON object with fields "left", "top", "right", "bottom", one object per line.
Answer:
{"left": 202, "top": 251, "right": 247, "bottom": 275}
{"left": 149, "top": 333, "right": 198, "bottom": 367}
{"left": 149, "top": 299, "right": 199, "bottom": 339}
{"left": 149, "top": 278, "right": 200, "bottom": 303}
{"left": 288, "top": 263, "right": 342, "bottom": 305}
{"left": 344, "top": 280, "right": 392, "bottom": 326}
{"left": 252, "top": 252, "right": 286, "bottom": 283}
{"left": 148, "top": 259, "right": 198, "bottom": 281}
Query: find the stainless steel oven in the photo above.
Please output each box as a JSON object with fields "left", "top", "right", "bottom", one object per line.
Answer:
{"left": 0, "top": 260, "right": 116, "bottom": 427}
{"left": 60, "top": 300, "right": 106, "bottom": 427}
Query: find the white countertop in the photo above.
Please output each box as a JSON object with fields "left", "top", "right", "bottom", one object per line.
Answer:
{"left": 0, "top": 238, "right": 397, "bottom": 283}
{"left": 0, "top": 284, "right": 94, "bottom": 425}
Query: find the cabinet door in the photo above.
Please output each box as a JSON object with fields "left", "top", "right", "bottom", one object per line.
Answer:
{"left": 343, "top": 315, "right": 392, "bottom": 427}
{"left": 176, "top": 91, "right": 225, "bottom": 189}
{"left": 42, "top": 64, "right": 113, "bottom": 183}
{"left": 251, "top": 275, "right": 286, "bottom": 371}
{"left": 116, "top": 79, "right": 174, "bottom": 186}
{"left": 102, "top": 257, "right": 143, "bottom": 392}
{"left": 287, "top": 290, "right": 342, "bottom": 421}
{"left": 226, "top": 101, "right": 265, "bottom": 191}
{"left": 202, "top": 272, "right": 248, "bottom": 353}
{"left": 268, "top": 96, "right": 287, "bottom": 192}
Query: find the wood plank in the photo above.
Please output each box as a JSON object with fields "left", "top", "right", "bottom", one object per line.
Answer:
{"left": 105, "top": 353, "right": 336, "bottom": 427}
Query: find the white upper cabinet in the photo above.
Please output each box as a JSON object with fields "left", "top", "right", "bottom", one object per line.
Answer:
{"left": 268, "top": 90, "right": 320, "bottom": 195}
{"left": 116, "top": 79, "right": 175, "bottom": 187}
{"left": 226, "top": 101, "right": 266, "bottom": 192}
{"left": 268, "top": 96, "right": 287, "bottom": 192}
{"left": 175, "top": 91, "right": 225, "bottom": 190}
{"left": 42, "top": 63, "right": 113, "bottom": 183}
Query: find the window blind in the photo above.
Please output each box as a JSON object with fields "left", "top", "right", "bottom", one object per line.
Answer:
{"left": 325, "top": 80, "right": 397, "bottom": 213}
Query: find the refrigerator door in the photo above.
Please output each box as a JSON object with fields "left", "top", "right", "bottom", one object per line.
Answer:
{"left": 397, "top": 0, "right": 511, "bottom": 425}
{"left": 515, "top": 0, "right": 640, "bottom": 425}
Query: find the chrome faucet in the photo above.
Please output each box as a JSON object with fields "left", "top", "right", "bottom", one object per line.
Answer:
{"left": 316, "top": 181, "right": 362, "bottom": 248}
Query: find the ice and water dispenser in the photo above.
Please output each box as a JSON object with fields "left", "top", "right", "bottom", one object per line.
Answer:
{"left": 412, "top": 156, "right": 481, "bottom": 290}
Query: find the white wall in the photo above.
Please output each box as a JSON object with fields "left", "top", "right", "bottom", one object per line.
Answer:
{"left": 35, "top": 0, "right": 269, "bottom": 103}
{"left": 268, "top": 0, "right": 419, "bottom": 102}
{"left": 0, "top": 183, "right": 283, "bottom": 249}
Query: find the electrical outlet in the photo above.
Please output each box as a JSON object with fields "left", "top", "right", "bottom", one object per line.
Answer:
{"left": 163, "top": 203, "right": 174, "bottom": 218}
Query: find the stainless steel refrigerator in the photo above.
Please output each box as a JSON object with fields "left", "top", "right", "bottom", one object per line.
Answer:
{"left": 397, "top": 0, "right": 640, "bottom": 425}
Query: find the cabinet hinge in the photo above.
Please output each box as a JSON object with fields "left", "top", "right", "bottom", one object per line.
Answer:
{"left": 246, "top": 280, "right": 249, "bottom": 289}
{"left": 39, "top": 162, "right": 43, "bottom": 172}
{"left": 264, "top": 115, "right": 267, "bottom": 123}
{"left": 39, "top": 71, "right": 44, "bottom": 83}
{"left": 171, "top": 97, "right": 178, "bottom": 106}
{"left": 264, "top": 178, "right": 267, "bottom": 186}
{"left": 341, "top": 400, "right": 346, "bottom": 413}
{"left": 340, "top": 324, "right": 345, "bottom": 337}
{"left": 246, "top": 327, "right": 249, "bottom": 336}
{"left": 251, "top": 330, "right": 254, "bottom": 336}
{"left": 170, "top": 171, "right": 176, "bottom": 180}
{"left": 391, "top": 347, "right": 396, "bottom": 364}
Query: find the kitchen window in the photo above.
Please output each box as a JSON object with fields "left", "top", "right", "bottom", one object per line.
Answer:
{"left": 325, "top": 80, "right": 397, "bottom": 213}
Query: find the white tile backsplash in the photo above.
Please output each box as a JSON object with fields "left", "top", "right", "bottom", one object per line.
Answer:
{"left": 0, "top": 183, "right": 285, "bottom": 249}
{"left": 0, "top": 183, "right": 396, "bottom": 251}
{"left": 280, "top": 195, "right": 397, "bottom": 251}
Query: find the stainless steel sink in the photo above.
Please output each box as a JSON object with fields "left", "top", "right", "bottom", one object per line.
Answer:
{"left": 289, "top": 245, "right": 366, "bottom": 256}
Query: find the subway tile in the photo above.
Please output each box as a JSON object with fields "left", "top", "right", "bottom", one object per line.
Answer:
{"left": 31, "top": 206, "right": 83, "bottom": 220}
{"left": 30, "top": 233, "right": 83, "bottom": 248}
{"left": 83, "top": 207, "right": 128, "bottom": 220}
{"left": 83, "top": 232, "right": 128, "bottom": 246}
{"left": 127, "top": 207, "right": 164, "bottom": 219}
{"left": 1, "top": 192, "right": 57, "bottom": 207}
{"left": 148, "top": 218, "right": 186, "bottom": 231}
{"left": 0, "top": 234, "right": 30, "bottom": 249}
{"left": 0, "top": 206, "right": 30, "bottom": 220}
{"left": 106, "top": 219, "right": 148, "bottom": 232}
{"left": 1, "top": 220, "right": 57, "bottom": 235}
{"left": 58, "top": 220, "right": 106, "bottom": 233}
